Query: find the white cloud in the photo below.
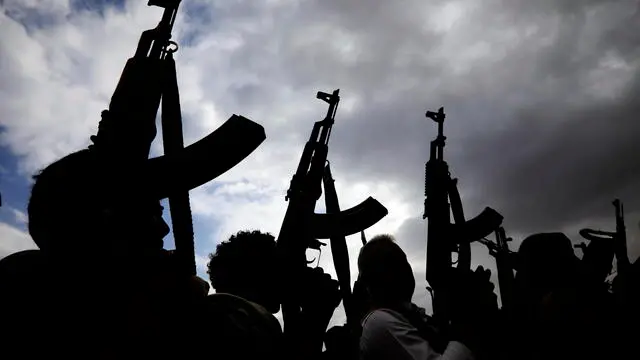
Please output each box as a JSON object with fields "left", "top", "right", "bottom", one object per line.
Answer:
{"left": 0, "top": 222, "right": 38, "bottom": 260}
{"left": 0, "top": 1, "right": 163, "bottom": 174}
{"left": 1, "top": 0, "right": 639, "bottom": 330}
{"left": 9, "top": 207, "right": 28, "bottom": 225}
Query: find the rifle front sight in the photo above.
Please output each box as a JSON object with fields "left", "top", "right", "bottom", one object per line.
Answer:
{"left": 317, "top": 89, "right": 340, "bottom": 104}
{"left": 426, "top": 107, "right": 445, "bottom": 124}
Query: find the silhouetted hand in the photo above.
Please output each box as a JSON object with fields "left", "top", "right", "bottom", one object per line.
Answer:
{"left": 295, "top": 266, "right": 341, "bottom": 356}
{"left": 448, "top": 266, "right": 499, "bottom": 357}
{"left": 324, "top": 325, "right": 359, "bottom": 360}
{"left": 300, "top": 267, "right": 341, "bottom": 323}
{"left": 450, "top": 266, "right": 498, "bottom": 322}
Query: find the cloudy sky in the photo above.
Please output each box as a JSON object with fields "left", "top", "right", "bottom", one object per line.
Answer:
{"left": 1, "top": 0, "right": 639, "bottom": 326}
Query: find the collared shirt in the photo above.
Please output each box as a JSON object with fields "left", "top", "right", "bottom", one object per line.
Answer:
{"left": 360, "top": 309, "right": 474, "bottom": 360}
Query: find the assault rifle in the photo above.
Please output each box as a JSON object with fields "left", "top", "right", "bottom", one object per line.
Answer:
{"left": 579, "top": 199, "right": 630, "bottom": 283}
{"left": 277, "top": 90, "right": 387, "bottom": 349}
{"left": 89, "top": 0, "right": 266, "bottom": 275}
{"left": 322, "top": 162, "right": 387, "bottom": 326}
{"left": 423, "top": 107, "right": 503, "bottom": 323}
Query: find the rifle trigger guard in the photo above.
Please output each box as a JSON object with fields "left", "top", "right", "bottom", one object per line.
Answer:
{"left": 306, "top": 240, "right": 326, "bottom": 267}
{"left": 166, "top": 41, "right": 179, "bottom": 54}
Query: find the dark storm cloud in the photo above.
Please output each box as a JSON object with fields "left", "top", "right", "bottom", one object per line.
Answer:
{"left": 298, "top": 0, "right": 640, "bottom": 245}
{"left": 180, "top": 0, "right": 640, "bottom": 253}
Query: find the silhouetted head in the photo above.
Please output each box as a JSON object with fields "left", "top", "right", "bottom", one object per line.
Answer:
{"left": 207, "top": 230, "right": 279, "bottom": 313}
{"left": 357, "top": 234, "right": 415, "bottom": 308}
{"left": 27, "top": 149, "right": 169, "bottom": 257}
{"left": 515, "top": 232, "right": 580, "bottom": 299}
{"left": 191, "top": 293, "right": 283, "bottom": 359}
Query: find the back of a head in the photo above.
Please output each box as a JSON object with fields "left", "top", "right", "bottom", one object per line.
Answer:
{"left": 192, "top": 293, "right": 283, "bottom": 360}
{"left": 516, "top": 232, "right": 579, "bottom": 293}
{"left": 28, "top": 149, "right": 166, "bottom": 256}
{"left": 207, "top": 230, "right": 279, "bottom": 313}
{"left": 358, "top": 234, "right": 415, "bottom": 306}
{"left": 28, "top": 150, "right": 101, "bottom": 253}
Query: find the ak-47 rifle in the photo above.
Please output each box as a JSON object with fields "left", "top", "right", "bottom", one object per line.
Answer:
{"left": 579, "top": 199, "right": 630, "bottom": 283}
{"left": 277, "top": 90, "right": 388, "bottom": 347}
{"left": 89, "top": 0, "right": 266, "bottom": 275}
{"left": 423, "top": 107, "right": 503, "bottom": 323}
{"left": 478, "top": 227, "right": 516, "bottom": 312}
{"left": 322, "top": 162, "right": 387, "bottom": 327}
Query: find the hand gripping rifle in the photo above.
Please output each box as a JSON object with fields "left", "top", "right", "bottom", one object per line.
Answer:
{"left": 322, "top": 162, "right": 388, "bottom": 327}
{"left": 89, "top": 0, "right": 266, "bottom": 275}
{"left": 423, "top": 107, "right": 503, "bottom": 323}
{"left": 578, "top": 199, "right": 630, "bottom": 282}
{"left": 277, "top": 90, "right": 387, "bottom": 344}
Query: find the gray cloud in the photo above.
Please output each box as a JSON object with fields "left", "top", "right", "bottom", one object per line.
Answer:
{"left": 251, "top": 0, "right": 640, "bottom": 254}
{"left": 2, "top": 0, "right": 640, "bottom": 324}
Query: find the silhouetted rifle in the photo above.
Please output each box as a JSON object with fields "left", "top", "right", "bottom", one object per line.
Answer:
{"left": 89, "top": 0, "right": 266, "bottom": 275}
{"left": 422, "top": 107, "right": 503, "bottom": 323}
{"left": 277, "top": 89, "right": 387, "bottom": 347}
{"left": 579, "top": 199, "right": 630, "bottom": 281}
{"left": 478, "top": 227, "right": 516, "bottom": 312}
{"left": 322, "top": 162, "right": 387, "bottom": 327}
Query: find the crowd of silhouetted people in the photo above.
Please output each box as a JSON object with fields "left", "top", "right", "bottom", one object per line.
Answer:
{"left": 1, "top": 148, "right": 639, "bottom": 360}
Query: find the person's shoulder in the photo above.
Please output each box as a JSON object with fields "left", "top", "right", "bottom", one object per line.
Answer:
{"left": 361, "top": 308, "right": 415, "bottom": 343}
{"left": 196, "top": 293, "right": 283, "bottom": 357}
{"left": 363, "top": 308, "right": 410, "bottom": 328}
{"left": 0, "top": 250, "right": 47, "bottom": 285}
{"left": 203, "top": 293, "right": 282, "bottom": 333}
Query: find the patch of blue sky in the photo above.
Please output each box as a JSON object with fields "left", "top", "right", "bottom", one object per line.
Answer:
{"left": 0, "top": 142, "right": 32, "bottom": 227}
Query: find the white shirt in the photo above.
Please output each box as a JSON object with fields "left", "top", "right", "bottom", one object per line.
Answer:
{"left": 360, "top": 309, "right": 475, "bottom": 360}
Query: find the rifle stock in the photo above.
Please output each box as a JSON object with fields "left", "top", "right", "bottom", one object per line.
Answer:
{"left": 448, "top": 178, "right": 471, "bottom": 270}
{"left": 161, "top": 52, "right": 196, "bottom": 274}
{"left": 613, "top": 199, "right": 630, "bottom": 276}
{"left": 494, "top": 228, "right": 515, "bottom": 312}
{"left": 323, "top": 163, "right": 355, "bottom": 325}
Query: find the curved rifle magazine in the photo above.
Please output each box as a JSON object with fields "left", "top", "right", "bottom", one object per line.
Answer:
{"left": 446, "top": 207, "right": 504, "bottom": 246}
{"left": 145, "top": 115, "right": 266, "bottom": 200}
{"left": 311, "top": 197, "right": 389, "bottom": 239}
